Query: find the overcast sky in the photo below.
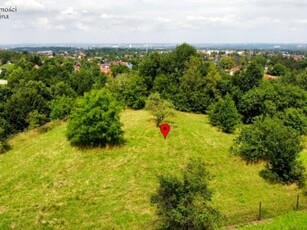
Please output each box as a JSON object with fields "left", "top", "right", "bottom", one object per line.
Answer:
{"left": 1, "top": 0, "right": 307, "bottom": 44}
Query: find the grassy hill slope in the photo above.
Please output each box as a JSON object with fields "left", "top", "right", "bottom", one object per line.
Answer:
{"left": 0, "top": 110, "right": 306, "bottom": 229}
{"left": 241, "top": 211, "right": 307, "bottom": 229}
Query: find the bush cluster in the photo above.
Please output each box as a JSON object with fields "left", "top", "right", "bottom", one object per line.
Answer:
{"left": 152, "top": 158, "right": 221, "bottom": 229}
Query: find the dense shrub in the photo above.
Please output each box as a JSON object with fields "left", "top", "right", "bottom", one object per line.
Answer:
{"left": 151, "top": 158, "right": 221, "bottom": 229}
{"left": 50, "top": 96, "right": 75, "bottom": 120}
{"left": 5, "top": 80, "right": 51, "bottom": 132}
{"left": 111, "top": 64, "right": 130, "bottom": 78}
{"left": 208, "top": 94, "right": 241, "bottom": 133}
{"left": 276, "top": 108, "right": 307, "bottom": 135}
{"left": 50, "top": 81, "right": 77, "bottom": 98}
{"left": 26, "top": 110, "right": 48, "bottom": 130}
{"left": 268, "top": 63, "right": 288, "bottom": 76}
{"left": 233, "top": 117, "right": 306, "bottom": 186}
{"left": 66, "top": 89, "right": 123, "bottom": 147}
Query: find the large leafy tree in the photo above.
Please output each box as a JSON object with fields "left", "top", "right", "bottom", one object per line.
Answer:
{"left": 68, "top": 65, "right": 106, "bottom": 96}
{"left": 50, "top": 81, "right": 77, "bottom": 99}
{"left": 5, "top": 80, "right": 51, "bottom": 132}
{"left": 110, "top": 64, "right": 130, "bottom": 78}
{"left": 107, "top": 73, "right": 147, "bottom": 109}
{"left": 251, "top": 54, "right": 267, "bottom": 68}
{"left": 50, "top": 96, "right": 75, "bottom": 120}
{"left": 139, "top": 52, "right": 161, "bottom": 91}
{"left": 233, "top": 117, "right": 306, "bottom": 186}
{"left": 276, "top": 108, "right": 307, "bottom": 135}
{"left": 234, "top": 62, "right": 263, "bottom": 92}
{"left": 281, "top": 70, "right": 307, "bottom": 91}
{"left": 176, "top": 56, "right": 208, "bottom": 112}
{"left": 66, "top": 89, "right": 123, "bottom": 147}
{"left": 173, "top": 43, "right": 198, "bottom": 74}
{"left": 176, "top": 58, "right": 218, "bottom": 113}
{"left": 239, "top": 81, "right": 307, "bottom": 123}
{"left": 123, "top": 74, "right": 147, "bottom": 109}
{"left": 268, "top": 63, "right": 288, "bottom": 76}
{"left": 219, "top": 56, "right": 235, "bottom": 70}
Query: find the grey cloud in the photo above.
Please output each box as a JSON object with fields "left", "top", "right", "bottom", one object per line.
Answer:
{"left": 1, "top": 0, "right": 307, "bottom": 43}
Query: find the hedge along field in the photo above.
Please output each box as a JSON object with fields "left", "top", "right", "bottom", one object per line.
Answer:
{"left": 0, "top": 109, "right": 306, "bottom": 229}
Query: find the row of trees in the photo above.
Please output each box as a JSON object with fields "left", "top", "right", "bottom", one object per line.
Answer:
{"left": 0, "top": 55, "right": 107, "bottom": 152}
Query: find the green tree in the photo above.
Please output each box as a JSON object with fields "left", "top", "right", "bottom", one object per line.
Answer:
{"left": 66, "top": 89, "right": 123, "bottom": 147}
{"left": 139, "top": 52, "right": 161, "bottom": 91}
{"left": 7, "top": 67, "right": 30, "bottom": 88}
{"left": 0, "top": 117, "right": 10, "bottom": 154}
{"left": 238, "top": 81, "right": 307, "bottom": 124}
{"left": 282, "top": 70, "right": 307, "bottom": 91}
{"left": 29, "top": 55, "right": 42, "bottom": 66}
{"left": 174, "top": 58, "right": 217, "bottom": 113}
{"left": 151, "top": 44, "right": 198, "bottom": 105}
{"left": 153, "top": 74, "right": 176, "bottom": 99}
{"left": 106, "top": 73, "right": 129, "bottom": 106}
{"left": 151, "top": 158, "right": 221, "bottom": 229}
{"left": 234, "top": 62, "right": 263, "bottom": 92}
{"left": 107, "top": 73, "right": 147, "bottom": 109}
{"left": 173, "top": 43, "right": 198, "bottom": 74}
{"left": 202, "top": 64, "right": 222, "bottom": 110}
{"left": 233, "top": 117, "right": 306, "bottom": 186}
{"left": 296, "top": 70, "right": 307, "bottom": 90}
{"left": 176, "top": 56, "right": 209, "bottom": 113}
{"left": 123, "top": 74, "right": 147, "bottom": 109}
{"left": 219, "top": 56, "right": 235, "bottom": 70}
{"left": 110, "top": 64, "right": 130, "bottom": 78}
{"left": 26, "top": 110, "right": 48, "bottom": 130}
{"left": 5, "top": 80, "right": 51, "bottom": 132}
{"left": 50, "top": 81, "right": 77, "bottom": 99}
{"left": 208, "top": 94, "right": 241, "bottom": 133}
{"left": 268, "top": 63, "right": 288, "bottom": 76}
{"left": 50, "top": 96, "right": 75, "bottom": 120}
{"left": 251, "top": 54, "right": 267, "bottom": 68}
{"left": 276, "top": 108, "right": 307, "bottom": 135}
{"left": 68, "top": 66, "right": 106, "bottom": 96}
{"left": 146, "top": 93, "right": 174, "bottom": 127}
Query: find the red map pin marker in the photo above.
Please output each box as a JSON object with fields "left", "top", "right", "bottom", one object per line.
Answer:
{"left": 160, "top": 123, "right": 170, "bottom": 139}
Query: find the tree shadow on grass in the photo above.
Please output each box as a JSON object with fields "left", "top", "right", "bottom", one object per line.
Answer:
{"left": 70, "top": 138, "right": 126, "bottom": 151}
{"left": 0, "top": 143, "right": 11, "bottom": 155}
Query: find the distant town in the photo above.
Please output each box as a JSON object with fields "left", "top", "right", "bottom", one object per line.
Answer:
{"left": 1, "top": 43, "right": 306, "bottom": 85}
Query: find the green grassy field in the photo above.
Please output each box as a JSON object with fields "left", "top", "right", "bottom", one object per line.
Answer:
{"left": 0, "top": 110, "right": 306, "bottom": 229}
{"left": 241, "top": 211, "right": 307, "bottom": 229}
